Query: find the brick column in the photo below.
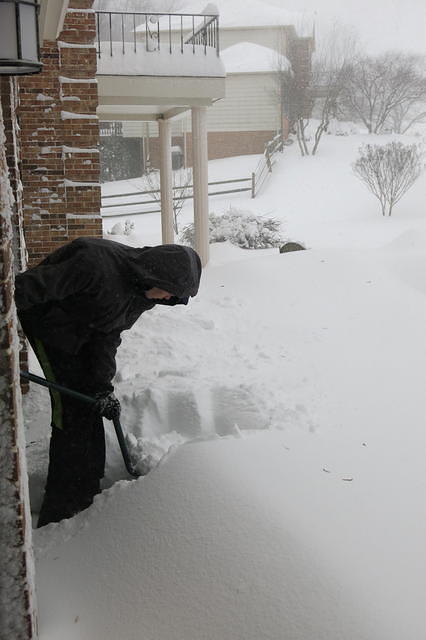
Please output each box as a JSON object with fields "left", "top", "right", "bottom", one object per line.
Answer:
{"left": 0, "top": 77, "right": 26, "bottom": 271}
{"left": 0, "top": 77, "right": 29, "bottom": 382}
{"left": 0, "top": 93, "right": 37, "bottom": 640}
{"left": 287, "top": 36, "right": 315, "bottom": 119}
{"left": 18, "top": 0, "right": 101, "bottom": 267}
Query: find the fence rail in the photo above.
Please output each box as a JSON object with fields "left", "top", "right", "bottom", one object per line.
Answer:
{"left": 251, "top": 134, "right": 284, "bottom": 197}
{"left": 101, "top": 177, "right": 252, "bottom": 218}
{"left": 95, "top": 11, "right": 220, "bottom": 58}
{"left": 101, "top": 135, "right": 286, "bottom": 218}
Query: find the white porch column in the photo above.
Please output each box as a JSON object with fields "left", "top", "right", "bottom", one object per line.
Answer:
{"left": 158, "top": 117, "right": 174, "bottom": 244}
{"left": 191, "top": 106, "right": 209, "bottom": 266}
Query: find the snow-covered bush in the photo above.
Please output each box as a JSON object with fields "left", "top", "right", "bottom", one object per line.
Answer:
{"left": 353, "top": 141, "right": 424, "bottom": 216}
{"left": 108, "top": 220, "right": 135, "bottom": 236}
{"left": 180, "top": 207, "right": 285, "bottom": 249}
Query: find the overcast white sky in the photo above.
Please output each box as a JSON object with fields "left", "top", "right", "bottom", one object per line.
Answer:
{"left": 264, "top": 0, "right": 426, "bottom": 55}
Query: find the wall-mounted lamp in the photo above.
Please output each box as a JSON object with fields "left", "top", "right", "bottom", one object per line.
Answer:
{"left": 0, "top": 0, "right": 42, "bottom": 75}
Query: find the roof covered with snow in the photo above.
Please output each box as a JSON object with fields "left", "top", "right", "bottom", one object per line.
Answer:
{"left": 221, "top": 41, "right": 290, "bottom": 74}
{"left": 182, "top": 0, "right": 313, "bottom": 32}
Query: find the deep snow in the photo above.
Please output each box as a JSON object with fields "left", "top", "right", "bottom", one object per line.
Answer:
{"left": 25, "top": 127, "right": 426, "bottom": 639}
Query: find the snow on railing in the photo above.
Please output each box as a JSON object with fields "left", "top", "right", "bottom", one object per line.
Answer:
{"left": 95, "top": 11, "right": 220, "bottom": 59}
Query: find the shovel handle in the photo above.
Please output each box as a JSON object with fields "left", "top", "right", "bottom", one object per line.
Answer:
{"left": 21, "top": 370, "right": 95, "bottom": 404}
{"left": 20, "top": 370, "right": 140, "bottom": 478}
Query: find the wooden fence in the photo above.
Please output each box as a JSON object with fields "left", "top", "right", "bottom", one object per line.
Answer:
{"left": 251, "top": 133, "right": 284, "bottom": 197}
{"left": 101, "top": 133, "right": 285, "bottom": 218}
{"left": 101, "top": 177, "right": 253, "bottom": 218}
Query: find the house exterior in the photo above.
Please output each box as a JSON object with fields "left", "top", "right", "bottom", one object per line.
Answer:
{"left": 118, "top": 0, "right": 314, "bottom": 161}
{"left": 95, "top": 9, "right": 225, "bottom": 261}
{"left": 0, "top": 2, "right": 224, "bottom": 635}
{"left": 203, "top": 0, "right": 315, "bottom": 157}
{"left": 204, "top": 41, "right": 291, "bottom": 158}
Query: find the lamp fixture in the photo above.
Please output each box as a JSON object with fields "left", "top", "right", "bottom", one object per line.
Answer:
{"left": 0, "top": 0, "right": 42, "bottom": 75}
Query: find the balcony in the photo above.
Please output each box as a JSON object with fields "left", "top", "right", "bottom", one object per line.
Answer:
{"left": 95, "top": 10, "right": 226, "bottom": 264}
{"left": 95, "top": 11, "right": 226, "bottom": 121}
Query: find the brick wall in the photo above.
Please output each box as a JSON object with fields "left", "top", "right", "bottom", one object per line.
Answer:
{"left": 0, "top": 77, "right": 29, "bottom": 382}
{"left": 287, "top": 36, "right": 315, "bottom": 119}
{"left": 0, "top": 93, "right": 37, "bottom": 640}
{"left": 0, "top": 77, "right": 26, "bottom": 270}
{"left": 206, "top": 130, "right": 276, "bottom": 161}
{"left": 147, "top": 130, "right": 275, "bottom": 168}
{"left": 18, "top": 0, "right": 101, "bottom": 267}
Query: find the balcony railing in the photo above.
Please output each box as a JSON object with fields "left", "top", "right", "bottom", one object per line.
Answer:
{"left": 99, "top": 121, "right": 123, "bottom": 137}
{"left": 95, "top": 11, "right": 220, "bottom": 59}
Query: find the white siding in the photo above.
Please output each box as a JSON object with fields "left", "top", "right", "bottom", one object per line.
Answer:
{"left": 121, "top": 121, "right": 158, "bottom": 138}
{"left": 120, "top": 120, "right": 189, "bottom": 139}
{"left": 207, "top": 73, "right": 280, "bottom": 132}
{"left": 117, "top": 73, "right": 280, "bottom": 137}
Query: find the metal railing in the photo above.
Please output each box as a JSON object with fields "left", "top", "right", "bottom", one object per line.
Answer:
{"left": 99, "top": 122, "right": 123, "bottom": 137}
{"left": 185, "top": 15, "right": 219, "bottom": 55}
{"left": 95, "top": 11, "right": 220, "bottom": 58}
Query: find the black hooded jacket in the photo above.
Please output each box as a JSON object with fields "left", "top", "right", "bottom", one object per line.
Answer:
{"left": 15, "top": 237, "right": 202, "bottom": 393}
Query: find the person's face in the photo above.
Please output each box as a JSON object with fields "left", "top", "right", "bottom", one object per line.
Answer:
{"left": 145, "top": 287, "right": 173, "bottom": 300}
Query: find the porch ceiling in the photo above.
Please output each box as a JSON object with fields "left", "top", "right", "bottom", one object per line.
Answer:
{"left": 96, "top": 74, "right": 225, "bottom": 121}
{"left": 97, "top": 104, "right": 192, "bottom": 121}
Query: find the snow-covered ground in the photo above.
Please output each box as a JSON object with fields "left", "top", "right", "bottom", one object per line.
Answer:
{"left": 26, "top": 127, "right": 426, "bottom": 639}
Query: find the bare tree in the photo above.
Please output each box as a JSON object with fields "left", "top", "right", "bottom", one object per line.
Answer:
{"left": 390, "top": 102, "right": 426, "bottom": 135}
{"left": 353, "top": 141, "right": 423, "bottom": 216}
{"left": 342, "top": 52, "right": 426, "bottom": 134}
{"left": 275, "top": 23, "right": 358, "bottom": 156}
{"left": 310, "top": 24, "right": 358, "bottom": 155}
{"left": 388, "top": 56, "right": 426, "bottom": 134}
{"left": 274, "top": 62, "right": 310, "bottom": 156}
{"left": 145, "top": 167, "right": 193, "bottom": 234}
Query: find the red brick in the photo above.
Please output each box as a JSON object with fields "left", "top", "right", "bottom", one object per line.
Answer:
{"left": 16, "top": 0, "right": 101, "bottom": 266}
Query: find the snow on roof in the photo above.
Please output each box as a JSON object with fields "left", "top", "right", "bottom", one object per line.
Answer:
{"left": 134, "top": 1, "right": 312, "bottom": 36}
{"left": 182, "top": 0, "right": 313, "bottom": 33}
{"left": 221, "top": 41, "right": 290, "bottom": 74}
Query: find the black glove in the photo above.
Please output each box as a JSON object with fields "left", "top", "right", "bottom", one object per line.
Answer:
{"left": 94, "top": 392, "right": 121, "bottom": 420}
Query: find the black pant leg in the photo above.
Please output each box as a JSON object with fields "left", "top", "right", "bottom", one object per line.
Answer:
{"left": 26, "top": 336, "right": 106, "bottom": 527}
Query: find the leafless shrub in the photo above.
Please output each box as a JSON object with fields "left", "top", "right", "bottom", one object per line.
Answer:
{"left": 145, "top": 167, "right": 192, "bottom": 234}
{"left": 353, "top": 141, "right": 423, "bottom": 216}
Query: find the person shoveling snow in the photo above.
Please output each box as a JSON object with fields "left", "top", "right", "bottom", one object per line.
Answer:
{"left": 15, "top": 237, "right": 202, "bottom": 527}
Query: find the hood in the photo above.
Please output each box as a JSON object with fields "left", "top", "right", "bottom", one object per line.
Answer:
{"left": 129, "top": 244, "right": 202, "bottom": 299}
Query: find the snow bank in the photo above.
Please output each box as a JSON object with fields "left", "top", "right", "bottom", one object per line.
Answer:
{"left": 35, "top": 435, "right": 385, "bottom": 640}
{"left": 26, "top": 131, "right": 426, "bottom": 639}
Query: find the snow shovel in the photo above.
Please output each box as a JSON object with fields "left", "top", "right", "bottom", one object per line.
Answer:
{"left": 20, "top": 370, "right": 140, "bottom": 478}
